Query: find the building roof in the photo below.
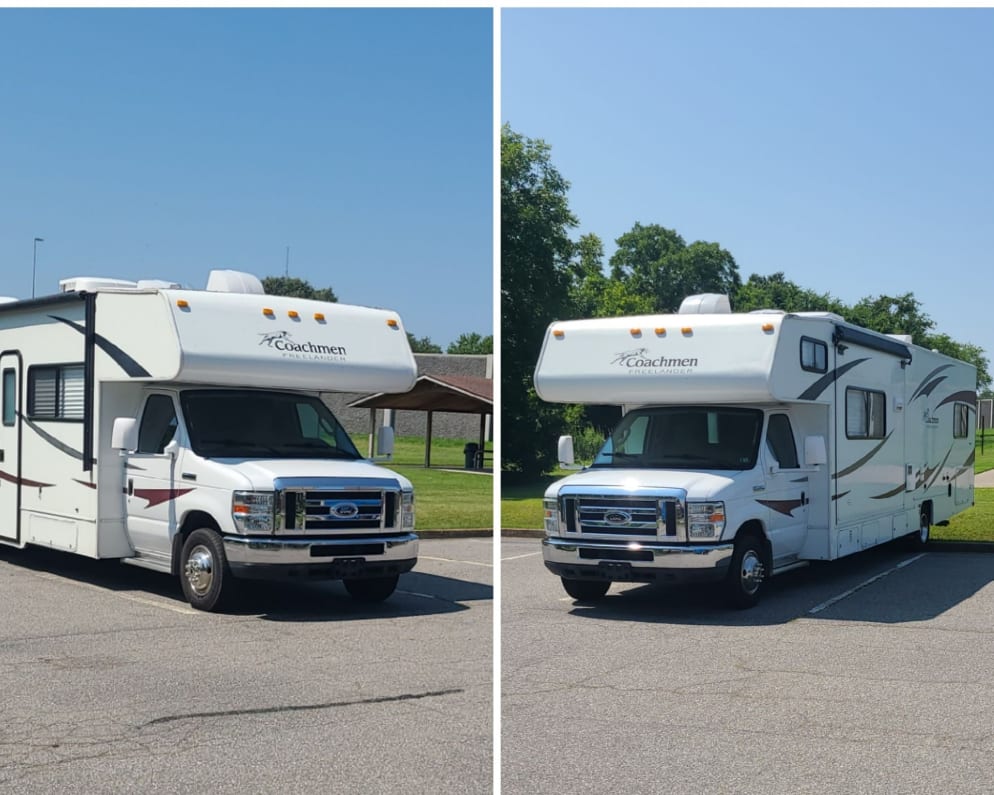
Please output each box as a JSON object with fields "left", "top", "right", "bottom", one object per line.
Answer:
{"left": 347, "top": 374, "right": 492, "bottom": 414}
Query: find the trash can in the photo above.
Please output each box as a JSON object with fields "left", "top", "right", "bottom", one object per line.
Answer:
{"left": 464, "top": 443, "right": 479, "bottom": 470}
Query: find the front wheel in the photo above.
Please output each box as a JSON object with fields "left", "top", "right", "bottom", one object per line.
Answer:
{"left": 723, "top": 533, "right": 767, "bottom": 609}
{"left": 344, "top": 575, "right": 399, "bottom": 602}
{"left": 180, "top": 528, "right": 236, "bottom": 612}
{"left": 561, "top": 578, "right": 610, "bottom": 602}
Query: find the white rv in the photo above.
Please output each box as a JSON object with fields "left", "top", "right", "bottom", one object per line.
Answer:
{"left": 0, "top": 271, "right": 418, "bottom": 611}
{"left": 535, "top": 295, "right": 976, "bottom": 607}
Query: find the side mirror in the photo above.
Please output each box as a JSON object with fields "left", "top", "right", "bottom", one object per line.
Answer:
{"left": 112, "top": 418, "right": 138, "bottom": 452}
{"left": 377, "top": 426, "right": 395, "bottom": 457}
{"left": 804, "top": 435, "right": 827, "bottom": 467}
{"left": 557, "top": 435, "right": 575, "bottom": 467}
{"left": 163, "top": 439, "right": 181, "bottom": 459}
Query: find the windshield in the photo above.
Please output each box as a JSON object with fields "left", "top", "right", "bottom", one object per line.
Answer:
{"left": 591, "top": 406, "right": 763, "bottom": 470}
{"left": 180, "top": 390, "right": 362, "bottom": 460}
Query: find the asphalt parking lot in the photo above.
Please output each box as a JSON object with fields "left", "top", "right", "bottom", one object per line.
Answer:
{"left": 0, "top": 538, "right": 492, "bottom": 793}
{"left": 502, "top": 537, "right": 994, "bottom": 794}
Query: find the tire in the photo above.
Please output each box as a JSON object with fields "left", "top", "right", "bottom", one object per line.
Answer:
{"left": 906, "top": 506, "right": 930, "bottom": 550}
{"left": 561, "top": 577, "right": 610, "bottom": 602}
{"left": 723, "top": 532, "right": 767, "bottom": 609}
{"left": 180, "top": 528, "right": 235, "bottom": 612}
{"left": 344, "top": 575, "right": 400, "bottom": 603}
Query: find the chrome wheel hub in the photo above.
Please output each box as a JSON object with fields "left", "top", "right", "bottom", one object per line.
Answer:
{"left": 185, "top": 546, "right": 214, "bottom": 596}
{"left": 740, "top": 550, "right": 765, "bottom": 595}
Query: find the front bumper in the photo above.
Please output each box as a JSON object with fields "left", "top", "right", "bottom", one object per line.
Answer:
{"left": 223, "top": 532, "right": 418, "bottom": 581}
{"left": 543, "top": 536, "right": 734, "bottom": 583}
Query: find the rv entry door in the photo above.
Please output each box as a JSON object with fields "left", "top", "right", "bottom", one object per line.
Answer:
{"left": 0, "top": 355, "right": 22, "bottom": 543}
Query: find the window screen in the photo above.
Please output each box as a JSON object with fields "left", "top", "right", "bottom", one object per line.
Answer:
{"left": 28, "top": 364, "right": 85, "bottom": 420}
{"left": 846, "top": 387, "right": 886, "bottom": 439}
{"left": 954, "top": 403, "right": 971, "bottom": 439}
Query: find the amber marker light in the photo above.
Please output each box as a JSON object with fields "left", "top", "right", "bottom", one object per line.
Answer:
{"left": 630, "top": 328, "right": 642, "bottom": 337}
{"left": 262, "top": 307, "right": 275, "bottom": 317}
{"left": 654, "top": 327, "right": 666, "bottom": 336}
{"left": 314, "top": 312, "right": 326, "bottom": 322}
{"left": 387, "top": 318, "right": 399, "bottom": 328}
{"left": 288, "top": 310, "right": 299, "bottom": 319}
{"left": 176, "top": 299, "right": 189, "bottom": 309}
{"left": 552, "top": 329, "right": 564, "bottom": 339}
{"left": 681, "top": 327, "right": 693, "bottom": 335}
{"left": 762, "top": 323, "right": 775, "bottom": 332}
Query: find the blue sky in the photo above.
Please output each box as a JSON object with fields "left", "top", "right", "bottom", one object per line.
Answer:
{"left": 0, "top": 8, "right": 492, "bottom": 348}
{"left": 503, "top": 8, "right": 994, "bottom": 361}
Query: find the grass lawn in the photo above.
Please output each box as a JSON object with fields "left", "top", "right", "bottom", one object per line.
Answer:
{"left": 355, "top": 434, "right": 492, "bottom": 530}
{"left": 501, "top": 474, "right": 560, "bottom": 530}
{"left": 975, "top": 429, "right": 994, "bottom": 474}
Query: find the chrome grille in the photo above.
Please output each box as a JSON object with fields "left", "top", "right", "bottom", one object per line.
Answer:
{"left": 275, "top": 477, "right": 401, "bottom": 534}
{"left": 575, "top": 496, "right": 658, "bottom": 536}
{"left": 558, "top": 489, "right": 687, "bottom": 540}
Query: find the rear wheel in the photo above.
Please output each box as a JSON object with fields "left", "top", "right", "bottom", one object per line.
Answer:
{"left": 561, "top": 578, "right": 610, "bottom": 602}
{"left": 344, "top": 575, "right": 399, "bottom": 602}
{"left": 180, "top": 528, "right": 235, "bottom": 612}
{"left": 723, "top": 532, "right": 767, "bottom": 609}
{"left": 907, "top": 506, "right": 930, "bottom": 550}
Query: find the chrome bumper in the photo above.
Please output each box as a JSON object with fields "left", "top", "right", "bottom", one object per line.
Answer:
{"left": 223, "top": 532, "right": 418, "bottom": 574}
{"left": 543, "top": 536, "right": 734, "bottom": 582}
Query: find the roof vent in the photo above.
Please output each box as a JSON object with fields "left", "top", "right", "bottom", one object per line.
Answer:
{"left": 206, "top": 269, "right": 265, "bottom": 295}
{"left": 678, "top": 293, "right": 731, "bottom": 314}
{"left": 59, "top": 277, "right": 139, "bottom": 293}
{"left": 137, "top": 279, "right": 182, "bottom": 290}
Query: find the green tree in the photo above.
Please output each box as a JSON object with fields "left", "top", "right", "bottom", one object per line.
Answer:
{"left": 569, "top": 233, "right": 654, "bottom": 319}
{"left": 502, "top": 125, "right": 578, "bottom": 475}
{"left": 609, "top": 222, "right": 740, "bottom": 312}
{"left": 262, "top": 275, "right": 338, "bottom": 302}
{"left": 407, "top": 333, "right": 443, "bottom": 353}
{"left": 447, "top": 333, "right": 493, "bottom": 355}
{"left": 734, "top": 272, "right": 845, "bottom": 314}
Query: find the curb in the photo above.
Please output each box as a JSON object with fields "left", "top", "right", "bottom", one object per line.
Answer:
{"left": 926, "top": 540, "right": 994, "bottom": 554}
{"left": 417, "top": 529, "right": 493, "bottom": 539}
{"left": 501, "top": 529, "right": 545, "bottom": 538}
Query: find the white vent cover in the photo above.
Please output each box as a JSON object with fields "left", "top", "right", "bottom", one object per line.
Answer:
{"left": 678, "top": 293, "right": 732, "bottom": 314}
{"left": 206, "top": 269, "right": 265, "bottom": 295}
{"left": 60, "top": 277, "right": 139, "bottom": 293}
{"left": 137, "top": 279, "right": 182, "bottom": 290}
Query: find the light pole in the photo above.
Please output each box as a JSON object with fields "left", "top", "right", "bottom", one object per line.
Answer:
{"left": 32, "top": 237, "right": 44, "bottom": 299}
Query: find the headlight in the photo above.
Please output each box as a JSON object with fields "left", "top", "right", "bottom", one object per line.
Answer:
{"left": 687, "top": 501, "right": 725, "bottom": 539}
{"left": 543, "top": 499, "right": 559, "bottom": 535}
{"left": 401, "top": 491, "right": 415, "bottom": 529}
{"left": 232, "top": 491, "right": 275, "bottom": 533}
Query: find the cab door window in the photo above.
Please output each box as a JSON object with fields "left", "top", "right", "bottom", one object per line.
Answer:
{"left": 137, "top": 395, "right": 178, "bottom": 454}
{"left": 766, "top": 414, "right": 799, "bottom": 469}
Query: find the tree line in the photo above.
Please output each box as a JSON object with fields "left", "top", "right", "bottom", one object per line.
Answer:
{"left": 502, "top": 124, "right": 990, "bottom": 476}
{"left": 263, "top": 275, "right": 492, "bottom": 355}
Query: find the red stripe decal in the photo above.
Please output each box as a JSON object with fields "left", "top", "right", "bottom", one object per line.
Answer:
{"left": 133, "top": 487, "right": 195, "bottom": 508}
{"left": 0, "top": 469, "right": 55, "bottom": 488}
{"left": 73, "top": 479, "right": 98, "bottom": 490}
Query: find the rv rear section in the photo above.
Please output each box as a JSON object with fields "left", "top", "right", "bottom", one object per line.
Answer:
{"left": 0, "top": 271, "right": 419, "bottom": 611}
{"left": 535, "top": 295, "right": 976, "bottom": 607}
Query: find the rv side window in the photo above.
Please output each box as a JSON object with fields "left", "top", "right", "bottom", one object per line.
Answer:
{"left": 138, "top": 395, "right": 178, "bottom": 454}
{"left": 27, "top": 364, "right": 84, "bottom": 421}
{"left": 953, "top": 403, "right": 971, "bottom": 439}
{"left": 800, "top": 338, "right": 828, "bottom": 373}
{"left": 2, "top": 369, "right": 15, "bottom": 427}
{"left": 845, "top": 387, "right": 886, "bottom": 440}
{"left": 766, "top": 414, "right": 799, "bottom": 468}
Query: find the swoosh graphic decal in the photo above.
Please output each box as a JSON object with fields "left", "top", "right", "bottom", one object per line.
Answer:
{"left": 19, "top": 413, "right": 95, "bottom": 465}
{"left": 870, "top": 484, "right": 905, "bottom": 500}
{"left": 912, "top": 377, "right": 947, "bottom": 401}
{"left": 911, "top": 365, "right": 953, "bottom": 400}
{"left": 132, "top": 487, "right": 194, "bottom": 508}
{"left": 832, "top": 491, "right": 850, "bottom": 501}
{"left": 935, "top": 391, "right": 978, "bottom": 410}
{"left": 790, "top": 477, "right": 809, "bottom": 483}
{"left": 926, "top": 447, "right": 953, "bottom": 490}
{"left": 833, "top": 431, "right": 893, "bottom": 480}
{"left": 73, "top": 479, "right": 98, "bottom": 489}
{"left": 0, "top": 469, "right": 55, "bottom": 488}
{"left": 797, "top": 358, "right": 869, "bottom": 401}
{"left": 756, "top": 498, "right": 805, "bottom": 517}
{"left": 50, "top": 315, "right": 151, "bottom": 377}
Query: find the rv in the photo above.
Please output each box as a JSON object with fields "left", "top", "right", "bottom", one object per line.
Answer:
{"left": 535, "top": 294, "right": 976, "bottom": 607}
{"left": 0, "top": 270, "right": 418, "bottom": 611}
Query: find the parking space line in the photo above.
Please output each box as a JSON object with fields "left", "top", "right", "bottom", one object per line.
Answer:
{"left": 501, "top": 551, "right": 541, "bottom": 562}
{"left": 808, "top": 553, "right": 927, "bottom": 615}
{"left": 23, "top": 570, "right": 199, "bottom": 615}
{"left": 418, "top": 555, "right": 493, "bottom": 568}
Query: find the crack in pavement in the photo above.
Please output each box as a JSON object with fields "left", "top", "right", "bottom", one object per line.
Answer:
{"left": 142, "top": 687, "right": 464, "bottom": 727}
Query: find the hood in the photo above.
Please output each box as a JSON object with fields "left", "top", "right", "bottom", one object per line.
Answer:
{"left": 545, "top": 467, "right": 740, "bottom": 500}
{"left": 208, "top": 457, "right": 413, "bottom": 492}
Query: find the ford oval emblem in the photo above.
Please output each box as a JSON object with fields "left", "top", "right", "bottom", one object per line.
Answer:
{"left": 604, "top": 511, "right": 632, "bottom": 525}
{"left": 333, "top": 502, "right": 360, "bottom": 519}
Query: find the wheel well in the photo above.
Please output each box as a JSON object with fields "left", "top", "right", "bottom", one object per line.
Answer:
{"left": 171, "top": 511, "right": 222, "bottom": 576}
{"left": 735, "top": 520, "right": 772, "bottom": 567}
{"left": 920, "top": 501, "right": 933, "bottom": 525}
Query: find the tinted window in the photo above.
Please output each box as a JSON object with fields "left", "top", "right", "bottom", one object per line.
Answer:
{"left": 28, "top": 364, "right": 84, "bottom": 420}
{"left": 766, "top": 414, "right": 799, "bottom": 468}
{"left": 801, "top": 338, "right": 828, "bottom": 373}
{"left": 846, "top": 387, "right": 886, "bottom": 440}
{"left": 138, "top": 395, "right": 178, "bottom": 454}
